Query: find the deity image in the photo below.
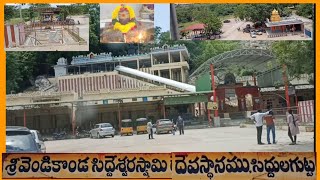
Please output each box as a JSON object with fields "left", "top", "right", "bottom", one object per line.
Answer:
{"left": 112, "top": 5, "right": 137, "bottom": 34}
{"left": 100, "top": 4, "right": 155, "bottom": 43}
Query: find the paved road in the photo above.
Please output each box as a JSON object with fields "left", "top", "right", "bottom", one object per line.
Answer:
{"left": 45, "top": 127, "right": 314, "bottom": 153}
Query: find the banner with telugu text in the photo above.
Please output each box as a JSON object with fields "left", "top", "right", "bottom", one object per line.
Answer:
{"left": 2, "top": 152, "right": 316, "bottom": 179}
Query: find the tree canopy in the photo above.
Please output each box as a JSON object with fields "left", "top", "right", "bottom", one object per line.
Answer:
{"left": 193, "top": 8, "right": 222, "bottom": 34}
{"left": 295, "top": 4, "right": 314, "bottom": 19}
{"left": 271, "top": 41, "right": 314, "bottom": 79}
{"left": 4, "top": 6, "right": 15, "bottom": 21}
{"left": 234, "top": 4, "right": 292, "bottom": 22}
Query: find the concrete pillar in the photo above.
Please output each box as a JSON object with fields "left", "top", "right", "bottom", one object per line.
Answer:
{"left": 23, "top": 109, "right": 26, "bottom": 127}
{"left": 169, "top": 68, "right": 172, "bottom": 80}
{"left": 181, "top": 68, "right": 185, "bottom": 82}
{"left": 151, "top": 54, "right": 153, "bottom": 66}
{"left": 168, "top": 52, "right": 171, "bottom": 63}
{"left": 137, "top": 58, "right": 140, "bottom": 70}
{"left": 180, "top": 51, "right": 182, "bottom": 62}
{"left": 70, "top": 104, "right": 77, "bottom": 136}
{"left": 158, "top": 70, "right": 161, "bottom": 77}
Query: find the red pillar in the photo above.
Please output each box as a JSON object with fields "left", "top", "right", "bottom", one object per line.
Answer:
{"left": 23, "top": 110, "right": 26, "bottom": 127}
{"left": 282, "top": 65, "right": 290, "bottom": 108}
{"left": 163, "top": 103, "right": 166, "bottom": 119}
{"left": 210, "top": 64, "right": 218, "bottom": 117}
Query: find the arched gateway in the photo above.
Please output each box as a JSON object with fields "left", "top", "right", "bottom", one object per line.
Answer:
{"left": 189, "top": 48, "right": 282, "bottom": 120}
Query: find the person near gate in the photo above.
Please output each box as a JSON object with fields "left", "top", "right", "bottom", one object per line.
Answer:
{"left": 264, "top": 111, "right": 276, "bottom": 144}
{"left": 250, "top": 110, "right": 271, "bottom": 145}
{"left": 287, "top": 109, "right": 300, "bottom": 145}
{"left": 177, "top": 115, "right": 184, "bottom": 135}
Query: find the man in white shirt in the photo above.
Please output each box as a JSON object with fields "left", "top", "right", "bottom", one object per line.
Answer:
{"left": 250, "top": 110, "right": 270, "bottom": 145}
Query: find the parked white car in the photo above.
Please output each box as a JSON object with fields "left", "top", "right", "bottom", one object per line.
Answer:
{"left": 90, "top": 123, "right": 115, "bottom": 138}
{"left": 30, "top": 130, "right": 46, "bottom": 153}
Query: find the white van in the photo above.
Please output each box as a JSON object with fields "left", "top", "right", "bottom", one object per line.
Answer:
{"left": 30, "top": 130, "right": 46, "bottom": 153}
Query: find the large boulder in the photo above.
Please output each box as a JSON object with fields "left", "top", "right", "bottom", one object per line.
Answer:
{"left": 34, "top": 76, "right": 51, "bottom": 91}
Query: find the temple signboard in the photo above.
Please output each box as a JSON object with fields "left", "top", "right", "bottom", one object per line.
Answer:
{"left": 164, "top": 95, "right": 208, "bottom": 105}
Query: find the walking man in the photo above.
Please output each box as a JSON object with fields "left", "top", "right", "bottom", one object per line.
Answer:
{"left": 265, "top": 111, "right": 276, "bottom": 144}
{"left": 287, "top": 109, "right": 300, "bottom": 145}
{"left": 177, "top": 115, "right": 184, "bottom": 135}
{"left": 250, "top": 110, "right": 271, "bottom": 145}
{"left": 147, "top": 121, "right": 154, "bottom": 139}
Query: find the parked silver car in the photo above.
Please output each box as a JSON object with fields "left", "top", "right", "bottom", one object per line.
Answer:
{"left": 30, "top": 130, "right": 46, "bottom": 153}
{"left": 90, "top": 123, "right": 115, "bottom": 138}
{"left": 155, "top": 119, "right": 173, "bottom": 134}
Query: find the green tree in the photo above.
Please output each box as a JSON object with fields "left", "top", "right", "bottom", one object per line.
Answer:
{"left": 154, "top": 26, "right": 162, "bottom": 44}
{"left": 296, "top": 4, "right": 314, "bottom": 19}
{"left": 187, "top": 41, "right": 240, "bottom": 72}
{"left": 272, "top": 41, "right": 314, "bottom": 78}
{"left": 6, "top": 52, "right": 38, "bottom": 93}
{"left": 234, "top": 4, "right": 290, "bottom": 22}
{"left": 158, "top": 31, "right": 172, "bottom": 46}
{"left": 4, "top": 6, "right": 15, "bottom": 21}
{"left": 194, "top": 8, "right": 222, "bottom": 35}
{"left": 87, "top": 4, "right": 101, "bottom": 52}
{"left": 176, "top": 4, "right": 194, "bottom": 23}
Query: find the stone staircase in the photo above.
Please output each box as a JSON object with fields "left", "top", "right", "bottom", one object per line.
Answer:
{"left": 229, "top": 111, "right": 246, "bottom": 119}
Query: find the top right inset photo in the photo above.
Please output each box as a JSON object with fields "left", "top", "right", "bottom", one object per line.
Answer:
{"left": 174, "top": 4, "right": 314, "bottom": 41}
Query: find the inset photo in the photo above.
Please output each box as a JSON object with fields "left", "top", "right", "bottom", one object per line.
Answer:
{"left": 174, "top": 4, "right": 314, "bottom": 41}
{"left": 100, "top": 4, "right": 155, "bottom": 43}
{"left": 4, "top": 4, "right": 89, "bottom": 51}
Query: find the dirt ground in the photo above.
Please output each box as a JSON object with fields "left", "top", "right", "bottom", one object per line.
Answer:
{"left": 45, "top": 126, "right": 314, "bottom": 153}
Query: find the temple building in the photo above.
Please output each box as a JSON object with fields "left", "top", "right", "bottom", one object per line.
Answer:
{"left": 265, "top": 9, "right": 305, "bottom": 38}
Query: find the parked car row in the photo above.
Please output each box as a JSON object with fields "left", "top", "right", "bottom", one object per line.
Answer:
{"left": 89, "top": 118, "right": 175, "bottom": 138}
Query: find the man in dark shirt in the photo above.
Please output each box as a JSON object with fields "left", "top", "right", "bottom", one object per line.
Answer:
{"left": 265, "top": 111, "right": 276, "bottom": 144}
{"left": 177, "top": 115, "right": 184, "bottom": 135}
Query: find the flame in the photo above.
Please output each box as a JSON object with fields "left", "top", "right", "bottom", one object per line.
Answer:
{"left": 124, "top": 31, "right": 149, "bottom": 43}
{"left": 138, "top": 32, "right": 143, "bottom": 40}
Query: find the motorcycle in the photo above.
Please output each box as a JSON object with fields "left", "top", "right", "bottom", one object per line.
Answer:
{"left": 52, "top": 131, "right": 67, "bottom": 140}
{"left": 75, "top": 130, "right": 90, "bottom": 138}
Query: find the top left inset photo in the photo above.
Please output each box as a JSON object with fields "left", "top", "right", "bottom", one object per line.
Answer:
{"left": 4, "top": 4, "right": 89, "bottom": 51}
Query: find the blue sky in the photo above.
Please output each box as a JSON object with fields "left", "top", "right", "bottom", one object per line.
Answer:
{"left": 154, "top": 4, "right": 170, "bottom": 32}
